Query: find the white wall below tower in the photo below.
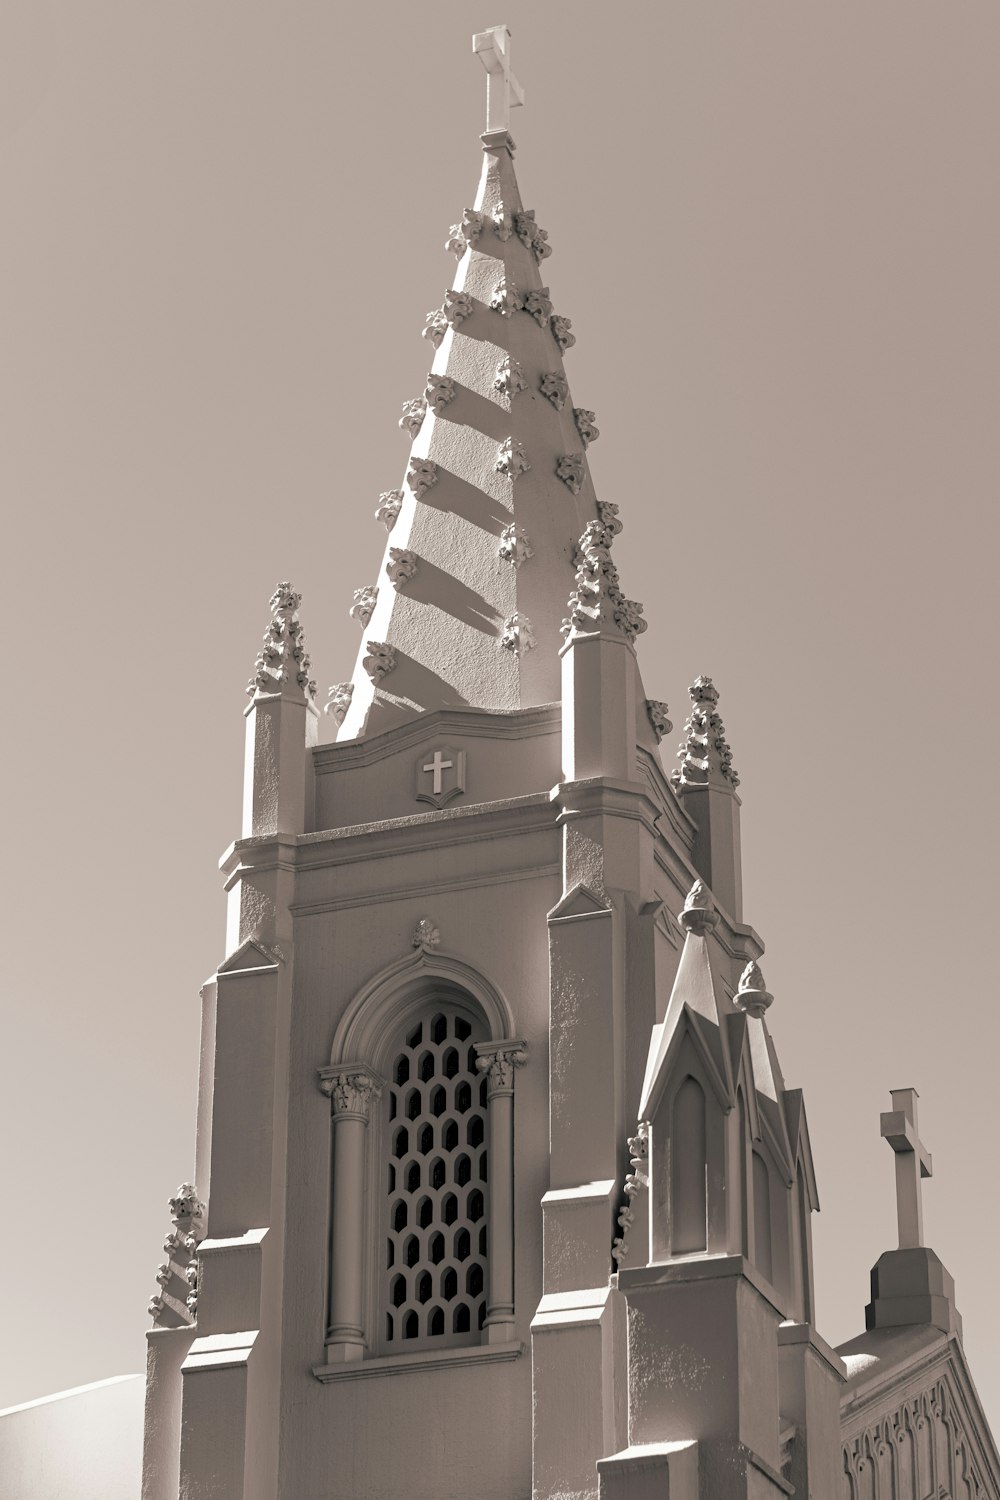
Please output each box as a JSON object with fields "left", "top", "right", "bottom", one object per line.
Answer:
{"left": 0, "top": 1373, "right": 144, "bottom": 1500}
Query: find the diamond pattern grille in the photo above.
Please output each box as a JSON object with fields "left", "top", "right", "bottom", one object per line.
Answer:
{"left": 384, "top": 1007, "right": 488, "bottom": 1347}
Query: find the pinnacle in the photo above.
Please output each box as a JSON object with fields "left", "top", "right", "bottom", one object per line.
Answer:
{"left": 247, "top": 583, "right": 316, "bottom": 703}
{"left": 671, "top": 676, "right": 740, "bottom": 791}
{"left": 334, "top": 127, "right": 649, "bottom": 741}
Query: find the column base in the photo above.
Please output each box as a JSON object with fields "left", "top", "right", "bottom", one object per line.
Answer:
{"left": 322, "top": 1335, "right": 366, "bottom": 1364}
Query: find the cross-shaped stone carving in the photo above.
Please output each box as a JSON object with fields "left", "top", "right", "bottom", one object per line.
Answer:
{"left": 473, "top": 25, "right": 524, "bottom": 134}
{"left": 422, "top": 749, "right": 453, "bottom": 796}
{"left": 880, "top": 1087, "right": 933, "bottom": 1250}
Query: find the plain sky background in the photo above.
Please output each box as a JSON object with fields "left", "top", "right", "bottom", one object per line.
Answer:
{"left": 2, "top": 0, "right": 998, "bottom": 1428}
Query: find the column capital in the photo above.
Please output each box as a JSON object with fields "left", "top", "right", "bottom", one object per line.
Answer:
{"left": 474, "top": 1040, "right": 527, "bottom": 1096}
{"left": 318, "top": 1066, "right": 384, "bottom": 1120}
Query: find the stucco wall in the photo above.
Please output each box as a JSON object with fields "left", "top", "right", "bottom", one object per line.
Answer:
{"left": 0, "top": 1374, "right": 144, "bottom": 1500}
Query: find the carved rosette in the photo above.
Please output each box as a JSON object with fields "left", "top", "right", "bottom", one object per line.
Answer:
{"left": 500, "top": 613, "right": 536, "bottom": 655}
{"left": 475, "top": 1043, "right": 527, "bottom": 1096}
{"left": 349, "top": 585, "right": 378, "bottom": 628}
{"left": 646, "top": 700, "right": 673, "bottom": 742}
{"left": 496, "top": 437, "right": 530, "bottom": 481}
{"left": 671, "top": 675, "right": 741, "bottom": 791}
{"left": 399, "top": 398, "right": 426, "bottom": 438}
{"left": 612, "top": 1121, "right": 649, "bottom": 1265}
{"left": 490, "top": 275, "right": 523, "bottom": 317}
{"left": 495, "top": 355, "right": 528, "bottom": 397}
{"left": 735, "top": 959, "right": 773, "bottom": 1019}
{"left": 443, "top": 289, "right": 475, "bottom": 328}
{"left": 363, "top": 641, "right": 396, "bottom": 684}
{"left": 523, "top": 286, "right": 553, "bottom": 327}
{"left": 386, "top": 548, "right": 418, "bottom": 589}
{"left": 425, "top": 373, "right": 456, "bottom": 413}
{"left": 375, "top": 490, "right": 403, "bottom": 531}
{"left": 407, "top": 457, "right": 438, "bottom": 499}
{"left": 514, "top": 209, "right": 552, "bottom": 261}
{"left": 422, "top": 307, "right": 449, "bottom": 348}
{"left": 562, "top": 518, "right": 647, "bottom": 644}
{"left": 556, "top": 453, "right": 586, "bottom": 495}
{"left": 324, "top": 682, "right": 354, "bottom": 724}
{"left": 678, "top": 879, "right": 720, "bottom": 936}
{"left": 550, "top": 314, "right": 576, "bottom": 351}
{"left": 320, "top": 1068, "right": 383, "bottom": 1121}
{"left": 412, "top": 917, "right": 441, "bottom": 951}
{"left": 246, "top": 582, "right": 317, "bottom": 702}
{"left": 539, "top": 370, "right": 569, "bottom": 410}
{"left": 498, "top": 523, "right": 534, "bottom": 569}
{"left": 574, "top": 408, "right": 600, "bottom": 447}
{"left": 148, "top": 1182, "right": 206, "bottom": 1328}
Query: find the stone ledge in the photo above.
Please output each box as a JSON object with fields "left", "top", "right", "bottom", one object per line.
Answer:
{"left": 311, "top": 1340, "right": 523, "bottom": 1383}
{"left": 597, "top": 1440, "right": 698, "bottom": 1500}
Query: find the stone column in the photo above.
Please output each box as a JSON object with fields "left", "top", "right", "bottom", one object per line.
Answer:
{"left": 475, "top": 1040, "right": 526, "bottom": 1344}
{"left": 319, "top": 1067, "right": 382, "bottom": 1363}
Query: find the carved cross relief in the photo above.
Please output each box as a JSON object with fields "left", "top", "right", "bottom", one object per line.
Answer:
{"left": 415, "top": 745, "right": 466, "bottom": 809}
{"left": 473, "top": 25, "right": 524, "bottom": 134}
{"left": 880, "top": 1087, "right": 933, "bottom": 1250}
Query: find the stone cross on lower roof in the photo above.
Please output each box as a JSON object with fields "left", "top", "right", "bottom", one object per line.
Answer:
{"left": 473, "top": 24, "right": 524, "bottom": 134}
{"left": 880, "top": 1087, "right": 933, "bottom": 1250}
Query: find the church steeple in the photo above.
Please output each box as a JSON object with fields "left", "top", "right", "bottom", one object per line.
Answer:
{"left": 336, "top": 28, "right": 642, "bottom": 741}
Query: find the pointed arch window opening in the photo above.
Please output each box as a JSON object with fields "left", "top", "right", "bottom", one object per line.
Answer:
{"left": 319, "top": 972, "right": 525, "bottom": 1371}
{"left": 670, "top": 1075, "right": 708, "bottom": 1256}
{"left": 737, "top": 1088, "right": 750, "bottom": 1260}
{"left": 752, "top": 1148, "right": 773, "bottom": 1285}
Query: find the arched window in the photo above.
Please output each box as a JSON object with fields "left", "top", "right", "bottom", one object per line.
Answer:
{"left": 670, "top": 1076, "right": 707, "bottom": 1254}
{"left": 316, "top": 955, "right": 525, "bottom": 1375}
{"left": 752, "top": 1150, "right": 773, "bottom": 1284}
{"left": 383, "top": 1005, "right": 489, "bottom": 1350}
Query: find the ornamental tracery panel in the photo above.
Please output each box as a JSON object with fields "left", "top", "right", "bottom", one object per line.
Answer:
{"left": 383, "top": 1006, "right": 489, "bottom": 1349}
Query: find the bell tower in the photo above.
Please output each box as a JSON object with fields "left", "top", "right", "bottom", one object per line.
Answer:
{"left": 139, "top": 26, "right": 847, "bottom": 1500}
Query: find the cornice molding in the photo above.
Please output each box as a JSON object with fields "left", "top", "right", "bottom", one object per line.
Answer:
{"left": 312, "top": 1341, "right": 523, "bottom": 1383}
{"left": 313, "top": 703, "right": 561, "bottom": 775}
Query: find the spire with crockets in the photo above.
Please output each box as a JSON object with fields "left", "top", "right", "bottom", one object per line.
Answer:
{"left": 335, "top": 25, "right": 645, "bottom": 741}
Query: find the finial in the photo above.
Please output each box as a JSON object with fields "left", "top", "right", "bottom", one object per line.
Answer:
{"left": 678, "top": 879, "right": 719, "bottom": 935}
{"left": 735, "top": 959, "right": 773, "bottom": 1018}
{"left": 473, "top": 25, "right": 524, "bottom": 136}
{"left": 246, "top": 583, "right": 316, "bottom": 702}
{"left": 561, "top": 518, "right": 647, "bottom": 644}
{"left": 671, "top": 676, "right": 740, "bottom": 791}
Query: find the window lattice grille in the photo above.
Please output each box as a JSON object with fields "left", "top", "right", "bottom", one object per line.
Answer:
{"left": 384, "top": 1007, "right": 488, "bottom": 1347}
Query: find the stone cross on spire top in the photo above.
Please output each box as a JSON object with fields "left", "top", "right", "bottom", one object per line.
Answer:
{"left": 473, "top": 25, "right": 524, "bottom": 134}
{"left": 880, "top": 1087, "right": 933, "bottom": 1250}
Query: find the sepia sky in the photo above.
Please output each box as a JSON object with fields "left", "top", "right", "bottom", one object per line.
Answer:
{"left": 2, "top": 0, "right": 999, "bottom": 1427}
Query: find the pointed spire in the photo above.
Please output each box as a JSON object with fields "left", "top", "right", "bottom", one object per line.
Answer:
{"left": 247, "top": 583, "right": 316, "bottom": 703}
{"left": 671, "top": 676, "right": 739, "bottom": 790}
{"left": 335, "top": 42, "right": 633, "bottom": 740}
